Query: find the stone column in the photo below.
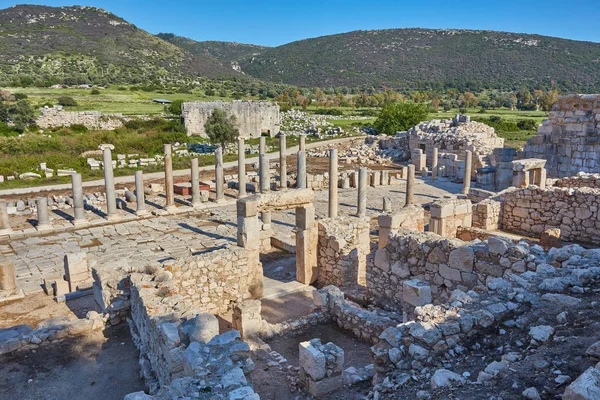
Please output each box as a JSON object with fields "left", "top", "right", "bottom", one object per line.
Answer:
{"left": 299, "top": 134, "right": 306, "bottom": 152}
{"left": 101, "top": 144, "right": 118, "bottom": 219}
{"left": 539, "top": 167, "right": 547, "bottom": 189}
{"left": 259, "top": 137, "right": 269, "bottom": 193}
{"left": 0, "top": 260, "right": 17, "bottom": 292}
{"left": 164, "top": 144, "right": 176, "bottom": 211}
{"left": 0, "top": 199, "right": 10, "bottom": 235}
{"left": 462, "top": 150, "right": 472, "bottom": 195}
{"left": 237, "top": 137, "right": 246, "bottom": 198}
{"left": 215, "top": 144, "right": 224, "bottom": 202}
{"left": 36, "top": 196, "right": 51, "bottom": 231}
{"left": 431, "top": 147, "right": 439, "bottom": 182}
{"left": 328, "top": 149, "right": 338, "bottom": 218}
{"left": 71, "top": 173, "right": 86, "bottom": 225}
{"left": 279, "top": 133, "right": 287, "bottom": 190}
{"left": 135, "top": 170, "right": 149, "bottom": 216}
{"left": 191, "top": 158, "right": 201, "bottom": 206}
{"left": 297, "top": 151, "right": 306, "bottom": 189}
{"left": 296, "top": 205, "right": 317, "bottom": 284}
{"left": 405, "top": 164, "right": 415, "bottom": 207}
{"left": 357, "top": 167, "right": 368, "bottom": 217}
{"left": 383, "top": 196, "right": 392, "bottom": 213}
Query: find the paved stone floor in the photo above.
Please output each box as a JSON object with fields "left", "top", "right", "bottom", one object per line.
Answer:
{"left": 1, "top": 175, "right": 462, "bottom": 294}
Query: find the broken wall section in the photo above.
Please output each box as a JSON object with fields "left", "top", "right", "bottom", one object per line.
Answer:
{"left": 317, "top": 216, "right": 371, "bottom": 287}
{"left": 367, "top": 230, "right": 532, "bottom": 305}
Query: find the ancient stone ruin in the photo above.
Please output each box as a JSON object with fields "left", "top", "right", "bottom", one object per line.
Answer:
{"left": 522, "top": 94, "right": 600, "bottom": 177}
{"left": 1, "top": 98, "right": 600, "bottom": 400}
{"left": 181, "top": 100, "right": 281, "bottom": 138}
{"left": 36, "top": 105, "right": 125, "bottom": 130}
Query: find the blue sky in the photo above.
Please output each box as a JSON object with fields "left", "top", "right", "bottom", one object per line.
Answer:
{"left": 2, "top": 0, "right": 598, "bottom": 46}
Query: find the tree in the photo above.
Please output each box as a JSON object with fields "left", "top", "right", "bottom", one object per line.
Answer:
{"left": 204, "top": 109, "right": 239, "bottom": 147}
{"left": 57, "top": 96, "right": 78, "bottom": 107}
{"left": 460, "top": 92, "right": 479, "bottom": 108}
{"left": 167, "top": 99, "right": 184, "bottom": 115}
{"left": 373, "top": 101, "right": 430, "bottom": 135}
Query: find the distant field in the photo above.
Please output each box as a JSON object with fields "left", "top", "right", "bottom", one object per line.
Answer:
{"left": 8, "top": 87, "right": 232, "bottom": 116}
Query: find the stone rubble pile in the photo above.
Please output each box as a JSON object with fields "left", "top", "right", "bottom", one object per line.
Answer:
{"left": 307, "top": 136, "right": 409, "bottom": 165}
{"left": 281, "top": 109, "right": 366, "bottom": 138}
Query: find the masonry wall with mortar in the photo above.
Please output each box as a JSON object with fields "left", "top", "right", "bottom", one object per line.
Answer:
{"left": 317, "top": 216, "right": 371, "bottom": 287}
{"left": 182, "top": 100, "right": 280, "bottom": 138}
{"left": 36, "top": 106, "right": 125, "bottom": 130}
{"left": 366, "top": 230, "right": 533, "bottom": 305}
{"left": 521, "top": 94, "right": 600, "bottom": 178}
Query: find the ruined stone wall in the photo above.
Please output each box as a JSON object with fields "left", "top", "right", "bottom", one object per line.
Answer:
{"left": 407, "top": 118, "right": 504, "bottom": 176}
{"left": 317, "top": 216, "right": 371, "bottom": 287}
{"left": 429, "top": 198, "right": 472, "bottom": 238}
{"left": 367, "top": 230, "right": 532, "bottom": 306}
{"left": 472, "top": 199, "right": 503, "bottom": 231}
{"left": 36, "top": 106, "right": 124, "bottom": 130}
{"left": 553, "top": 172, "right": 600, "bottom": 189}
{"left": 168, "top": 246, "right": 262, "bottom": 315}
{"left": 181, "top": 100, "right": 280, "bottom": 138}
{"left": 521, "top": 94, "right": 600, "bottom": 178}
{"left": 501, "top": 186, "right": 600, "bottom": 244}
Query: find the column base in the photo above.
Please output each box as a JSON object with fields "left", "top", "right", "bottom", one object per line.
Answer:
{"left": 72, "top": 218, "right": 88, "bottom": 227}
{"left": 164, "top": 205, "right": 178, "bottom": 213}
{"left": 36, "top": 224, "right": 53, "bottom": 232}
{"left": 105, "top": 213, "right": 120, "bottom": 222}
{"left": 0, "top": 228, "right": 12, "bottom": 237}
{"left": 212, "top": 198, "right": 226, "bottom": 204}
{"left": 135, "top": 210, "right": 150, "bottom": 217}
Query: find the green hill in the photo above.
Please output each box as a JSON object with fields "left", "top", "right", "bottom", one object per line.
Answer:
{"left": 0, "top": 5, "right": 236, "bottom": 86}
{"left": 156, "top": 33, "right": 266, "bottom": 65}
{"left": 234, "top": 29, "right": 600, "bottom": 91}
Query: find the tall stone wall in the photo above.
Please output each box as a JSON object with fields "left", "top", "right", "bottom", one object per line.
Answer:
{"left": 182, "top": 100, "right": 280, "bottom": 138}
{"left": 317, "top": 216, "right": 371, "bottom": 287}
{"left": 501, "top": 186, "right": 600, "bottom": 245}
{"left": 168, "top": 246, "right": 263, "bottom": 314}
{"left": 553, "top": 172, "right": 600, "bottom": 189}
{"left": 36, "top": 106, "right": 124, "bottom": 130}
{"left": 521, "top": 94, "right": 600, "bottom": 178}
{"left": 366, "top": 230, "right": 531, "bottom": 305}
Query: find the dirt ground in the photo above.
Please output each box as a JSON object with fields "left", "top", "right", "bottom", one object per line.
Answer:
{"left": 0, "top": 292, "right": 98, "bottom": 329}
{"left": 251, "top": 323, "right": 373, "bottom": 400}
{"left": 0, "top": 323, "right": 144, "bottom": 400}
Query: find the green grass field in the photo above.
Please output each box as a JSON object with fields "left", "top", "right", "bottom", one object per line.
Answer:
{"left": 8, "top": 87, "right": 233, "bottom": 116}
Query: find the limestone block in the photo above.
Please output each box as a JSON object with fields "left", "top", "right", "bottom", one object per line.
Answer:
{"left": 563, "top": 367, "right": 600, "bottom": 400}
{"left": 299, "top": 341, "right": 327, "bottom": 380}
{"left": 232, "top": 300, "right": 262, "bottom": 338}
{"left": 448, "top": 247, "right": 474, "bottom": 272}
{"left": 403, "top": 280, "right": 432, "bottom": 307}
{"left": 307, "top": 375, "right": 343, "bottom": 397}
{"left": 184, "top": 313, "right": 219, "bottom": 344}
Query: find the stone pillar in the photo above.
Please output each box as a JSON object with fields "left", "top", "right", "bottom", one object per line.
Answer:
{"left": 431, "top": 147, "right": 439, "bottom": 181}
{"left": 538, "top": 167, "right": 547, "bottom": 189}
{"left": 259, "top": 137, "right": 269, "bottom": 193}
{"left": 215, "top": 144, "right": 224, "bottom": 202}
{"left": 378, "top": 214, "right": 398, "bottom": 249}
{"left": 279, "top": 133, "right": 287, "bottom": 190}
{"left": 0, "top": 199, "right": 10, "bottom": 235}
{"left": 382, "top": 196, "right": 392, "bottom": 213}
{"left": 296, "top": 205, "right": 318, "bottom": 284}
{"left": 328, "top": 149, "right": 338, "bottom": 218}
{"left": 299, "top": 134, "right": 306, "bottom": 152}
{"left": 462, "top": 150, "right": 472, "bottom": 195}
{"left": 232, "top": 300, "right": 262, "bottom": 339}
{"left": 71, "top": 173, "right": 86, "bottom": 225}
{"left": 164, "top": 144, "right": 176, "bottom": 211}
{"left": 101, "top": 144, "right": 118, "bottom": 219}
{"left": 0, "top": 260, "right": 17, "bottom": 292}
{"left": 357, "top": 167, "right": 368, "bottom": 217}
{"left": 237, "top": 138, "right": 246, "bottom": 198}
{"left": 36, "top": 196, "right": 51, "bottom": 231}
{"left": 135, "top": 170, "right": 149, "bottom": 216}
{"left": 297, "top": 151, "right": 306, "bottom": 189}
{"left": 405, "top": 164, "right": 415, "bottom": 207}
{"left": 190, "top": 158, "right": 201, "bottom": 206}
{"left": 237, "top": 198, "right": 260, "bottom": 251}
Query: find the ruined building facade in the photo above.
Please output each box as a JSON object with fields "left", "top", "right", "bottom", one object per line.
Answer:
{"left": 181, "top": 100, "right": 280, "bottom": 138}
{"left": 521, "top": 94, "right": 600, "bottom": 178}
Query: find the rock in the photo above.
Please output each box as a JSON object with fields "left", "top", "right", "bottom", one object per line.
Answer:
{"left": 529, "top": 325, "right": 554, "bottom": 342}
{"left": 430, "top": 369, "right": 465, "bottom": 389}
{"left": 221, "top": 367, "right": 247, "bottom": 389}
{"left": 208, "top": 330, "right": 240, "bottom": 346}
{"left": 488, "top": 236, "right": 509, "bottom": 255}
{"left": 448, "top": 247, "right": 474, "bottom": 272}
{"left": 184, "top": 313, "right": 219, "bottom": 344}
{"left": 522, "top": 387, "right": 541, "bottom": 400}
{"left": 563, "top": 367, "right": 600, "bottom": 400}
{"left": 557, "top": 312, "right": 568, "bottom": 324}
{"left": 487, "top": 277, "right": 512, "bottom": 291}
{"left": 123, "top": 392, "right": 154, "bottom": 400}
{"left": 541, "top": 293, "right": 582, "bottom": 307}
{"left": 585, "top": 341, "right": 600, "bottom": 359}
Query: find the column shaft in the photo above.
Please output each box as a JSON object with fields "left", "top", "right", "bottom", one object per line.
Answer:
{"left": 279, "top": 134, "right": 287, "bottom": 189}
{"left": 238, "top": 138, "right": 246, "bottom": 198}
{"left": 462, "top": 150, "right": 473, "bottom": 194}
{"left": 357, "top": 167, "right": 368, "bottom": 217}
{"left": 215, "top": 145, "right": 224, "bottom": 202}
{"left": 328, "top": 149, "right": 338, "bottom": 218}
{"left": 36, "top": 196, "right": 50, "bottom": 228}
{"left": 191, "top": 158, "right": 201, "bottom": 205}
{"left": 102, "top": 147, "right": 117, "bottom": 218}
{"left": 72, "top": 173, "right": 86, "bottom": 223}
{"left": 405, "top": 164, "right": 415, "bottom": 207}
{"left": 297, "top": 151, "right": 306, "bottom": 189}
{"left": 164, "top": 144, "right": 175, "bottom": 209}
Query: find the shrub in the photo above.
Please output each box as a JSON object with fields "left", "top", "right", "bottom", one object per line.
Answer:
{"left": 91, "top": 89, "right": 100, "bottom": 95}
{"left": 168, "top": 99, "right": 184, "bottom": 116}
{"left": 205, "top": 88, "right": 215, "bottom": 96}
{"left": 57, "top": 96, "right": 78, "bottom": 107}
{"left": 69, "top": 124, "right": 88, "bottom": 134}
{"left": 517, "top": 119, "right": 537, "bottom": 130}
{"left": 14, "top": 93, "right": 28, "bottom": 100}
{"left": 204, "top": 109, "right": 239, "bottom": 147}
{"left": 373, "top": 101, "right": 430, "bottom": 135}
{"left": 315, "top": 108, "right": 343, "bottom": 116}
{"left": 458, "top": 107, "right": 467, "bottom": 114}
